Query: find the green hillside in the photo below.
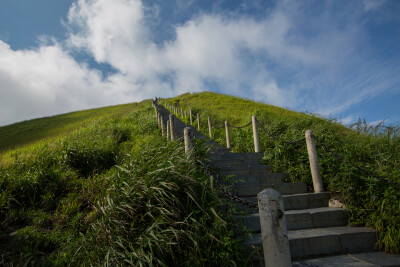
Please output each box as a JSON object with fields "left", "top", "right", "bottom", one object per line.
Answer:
{"left": 0, "top": 103, "right": 138, "bottom": 154}
{"left": 0, "top": 92, "right": 399, "bottom": 265}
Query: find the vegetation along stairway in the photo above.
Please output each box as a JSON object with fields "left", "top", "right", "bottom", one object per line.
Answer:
{"left": 155, "top": 100, "right": 400, "bottom": 267}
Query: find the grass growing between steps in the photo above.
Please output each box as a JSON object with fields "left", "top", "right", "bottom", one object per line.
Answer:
{"left": 0, "top": 102, "right": 247, "bottom": 266}
{"left": 165, "top": 92, "right": 400, "bottom": 253}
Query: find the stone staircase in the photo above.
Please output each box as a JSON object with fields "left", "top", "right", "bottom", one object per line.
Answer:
{"left": 210, "top": 148, "right": 400, "bottom": 266}
{"left": 156, "top": 102, "right": 400, "bottom": 266}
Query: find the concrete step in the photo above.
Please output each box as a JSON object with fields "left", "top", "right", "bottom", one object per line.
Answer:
{"left": 219, "top": 172, "right": 288, "bottom": 184}
{"left": 212, "top": 158, "right": 262, "bottom": 168}
{"left": 209, "top": 152, "right": 264, "bottom": 161}
{"left": 233, "top": 181, "right": 307, "bottom": 197}
{"left": 239, "top": 207, "right": 345, "bottom": 232}
{"left": 246, "top": 226, "right": 377, "bottom": 260}
{"left": 292, "top": 251, "right": 400, "bottom": 267}
{"left": 217, "top": 165, "right": 273, "bottom": 176}
{"left": 240, "top": 192, "right": 330, "bottom": 213}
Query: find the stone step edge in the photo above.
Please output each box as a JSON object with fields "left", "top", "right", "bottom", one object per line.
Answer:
{"left": 236, "top": 207, "right": 345, "bottom": 232}
{"left": 238, "top": 192, "right": 330, "bottom": 211}
{"left": 245, "top": 226, "right": 377, "bottom": 260}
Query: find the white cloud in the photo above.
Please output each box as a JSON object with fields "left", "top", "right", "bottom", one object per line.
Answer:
{"left": 363, "top": 0, "right": 386, "bottom": 11}
{"left": 1, "top": 0, "right": 398, "bottom": 126}
{"left": 65, "top": 1, "right": 309, "bottom": 107}
{"left": 0, "top": 41, "right": 136, "bottom": 126}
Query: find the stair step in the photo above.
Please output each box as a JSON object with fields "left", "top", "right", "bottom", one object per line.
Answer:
{"left": 219, "top": 172, "right": 287, "bottom": 184}
{"left": 246, "top": 226, "right": 377, "bottom": 260}
{"left": 293, "top": 251, "right": 400, "bottom": 267}
{"left": 240, "top": 192, "right": 330, "bottom": 213}
{"left": 210, "top": 152, "right": 264, "bottom": 161}
{"left": 239, "top": 207, "right": 345, "bottom": 232}
{"left": 212, "top": 158, "right": 262, "bottom": 167}
{"left": 233, "top": 181, "right": 307, "bottom": 197}
{"left": 217, "top": 165, "right": 273, "bottom": 175}
{"left": 284, "top": 192, "right": 330, "bottom": 210}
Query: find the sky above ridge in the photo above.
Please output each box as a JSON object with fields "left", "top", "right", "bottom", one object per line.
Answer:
{"left": 0, "top": 0, "right": 399, "bottom": 127}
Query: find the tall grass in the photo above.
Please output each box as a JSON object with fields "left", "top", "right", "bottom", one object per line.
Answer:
{"left": 0, "top": 102, "right": 246, "bottom": 265}
{"left": 166, "top": 92, "right": 400, "bottom": 253}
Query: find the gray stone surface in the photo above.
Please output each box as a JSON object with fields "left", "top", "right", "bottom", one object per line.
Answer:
{"left": 293, "top": 251, "right": 400, "bottom": 267}
{"left": 284, "top": 193, "right": 311, "bottom": 210}
{"left": 328, "top": 227, "right": 377, "bottom": 253}
{"left": 311, "top": 208, "right": 345, "bottom": 228}
{"left": 308, "top": 192, "right": 331, "bottom": 209}
{"left": 293, "top": 254, "right": 377, "bottom": 266}
{"left": 351, "top": 251, "right": 400, "bottom": 267}
{"left": 232, "top": 173, "right": 286, "bottom": 184}
{"left": 290, "top": 232, "right": 341, "bottom": 259}
{"left": 273, "top": 182, "right": 307, "bottom": 195}
{"left": 247, "top": 227, "right": 378, "bottom": 259}
{"left": 240, "top": 207, "right": 344, "bottom": 232}
{"left": 210, "top": 152, "right": 264, "bottom": 161}
{"left": 218, "top": 165, "right": 274, "bottom": 176}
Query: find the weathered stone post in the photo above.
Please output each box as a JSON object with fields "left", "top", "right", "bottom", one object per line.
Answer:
{"left": 258, "top": 189, "right": 292, "bottom": 267}
{"left": 184, "top": 127, "right": 193, "bottom": 158}
{"left": 252, "top": 116, "right": 260, "bottom": 152}
{"left": 305, "top": 130, "right": 323, "bottom": 193}
{"left": 190, "top": 110, "right": 193, "bottom": 125}
{"left": 169, "top": 114, "right": 175, "bottom": 141}
{"left": 181, "top": 109, "right": 184, "bottom": 117}
{"left": 197, "top": 113, "right": 201, "bottom": 130}
{"left": 208, "top": 117, "right": 212, "bottom": 138}
{"left": 225, "top": 121, "right": 231, "bottom": 149}
{"left": 160, "top": 116, "right": 165, "bottom": 136}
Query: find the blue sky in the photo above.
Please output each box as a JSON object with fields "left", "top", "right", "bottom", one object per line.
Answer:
{"left": 0, "top": 0, "right": 399, "bottom": 126}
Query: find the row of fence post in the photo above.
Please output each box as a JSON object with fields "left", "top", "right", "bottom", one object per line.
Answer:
{"left": 155, "top": 100, "right": 323, "bottom": 193}
{"left": 153, "top": 99, "right": 326, "bottom": 266}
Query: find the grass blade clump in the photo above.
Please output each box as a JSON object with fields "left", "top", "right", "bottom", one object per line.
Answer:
{"left": 69, "top": 138, "right": 245, "bottom": 265}
{"left": 1, "top": 102, "right": 246, "bottom": 265}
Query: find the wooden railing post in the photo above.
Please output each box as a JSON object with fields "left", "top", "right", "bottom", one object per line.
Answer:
{"left": 166, "top": 119, "right": 170, "bottom": 141}
{"left": 169, "top": 114, "right": 175, "bottom": 141}
{"left": 258, "top": 189, "right": 292, "bottom": 267}
{"left": 305, "top": 130, "right": 323, "bottom": 193}
{"left": 160, "top": 116, "right": 165, "bottom": 136}
{"left": 252, "top": 116, "right": 260, "bottom": 152}
{"left": 225, "top": 121, "right": 231, "bottom": 149}
{"left": 208, "top": 117, "right": 212, "bottom": 138}
{"left": 184, "top": 127, "right": 193, "bottom": 158}
{"left": 197, "top": 113, "right": 200, "bottom": 130}
{"left": 190, "top": 110, "right": 193, "bottom": 125}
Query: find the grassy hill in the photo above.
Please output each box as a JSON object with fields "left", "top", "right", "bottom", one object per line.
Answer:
{"left": 0, "top": 92, "right": 399, "bottom": 265}
{"left": 0, "top": 103, "right": 139, "bottom": 154}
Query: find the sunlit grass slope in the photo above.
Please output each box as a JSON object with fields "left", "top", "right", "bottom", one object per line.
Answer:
{"left": 0, "top": 103, "right": 137, "bottom": 153}
{"left": 0, "top": 99, "right": 245, "bottom": 266}
{"left": 165, "top": 91, "right": 400, "bottom": 253}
